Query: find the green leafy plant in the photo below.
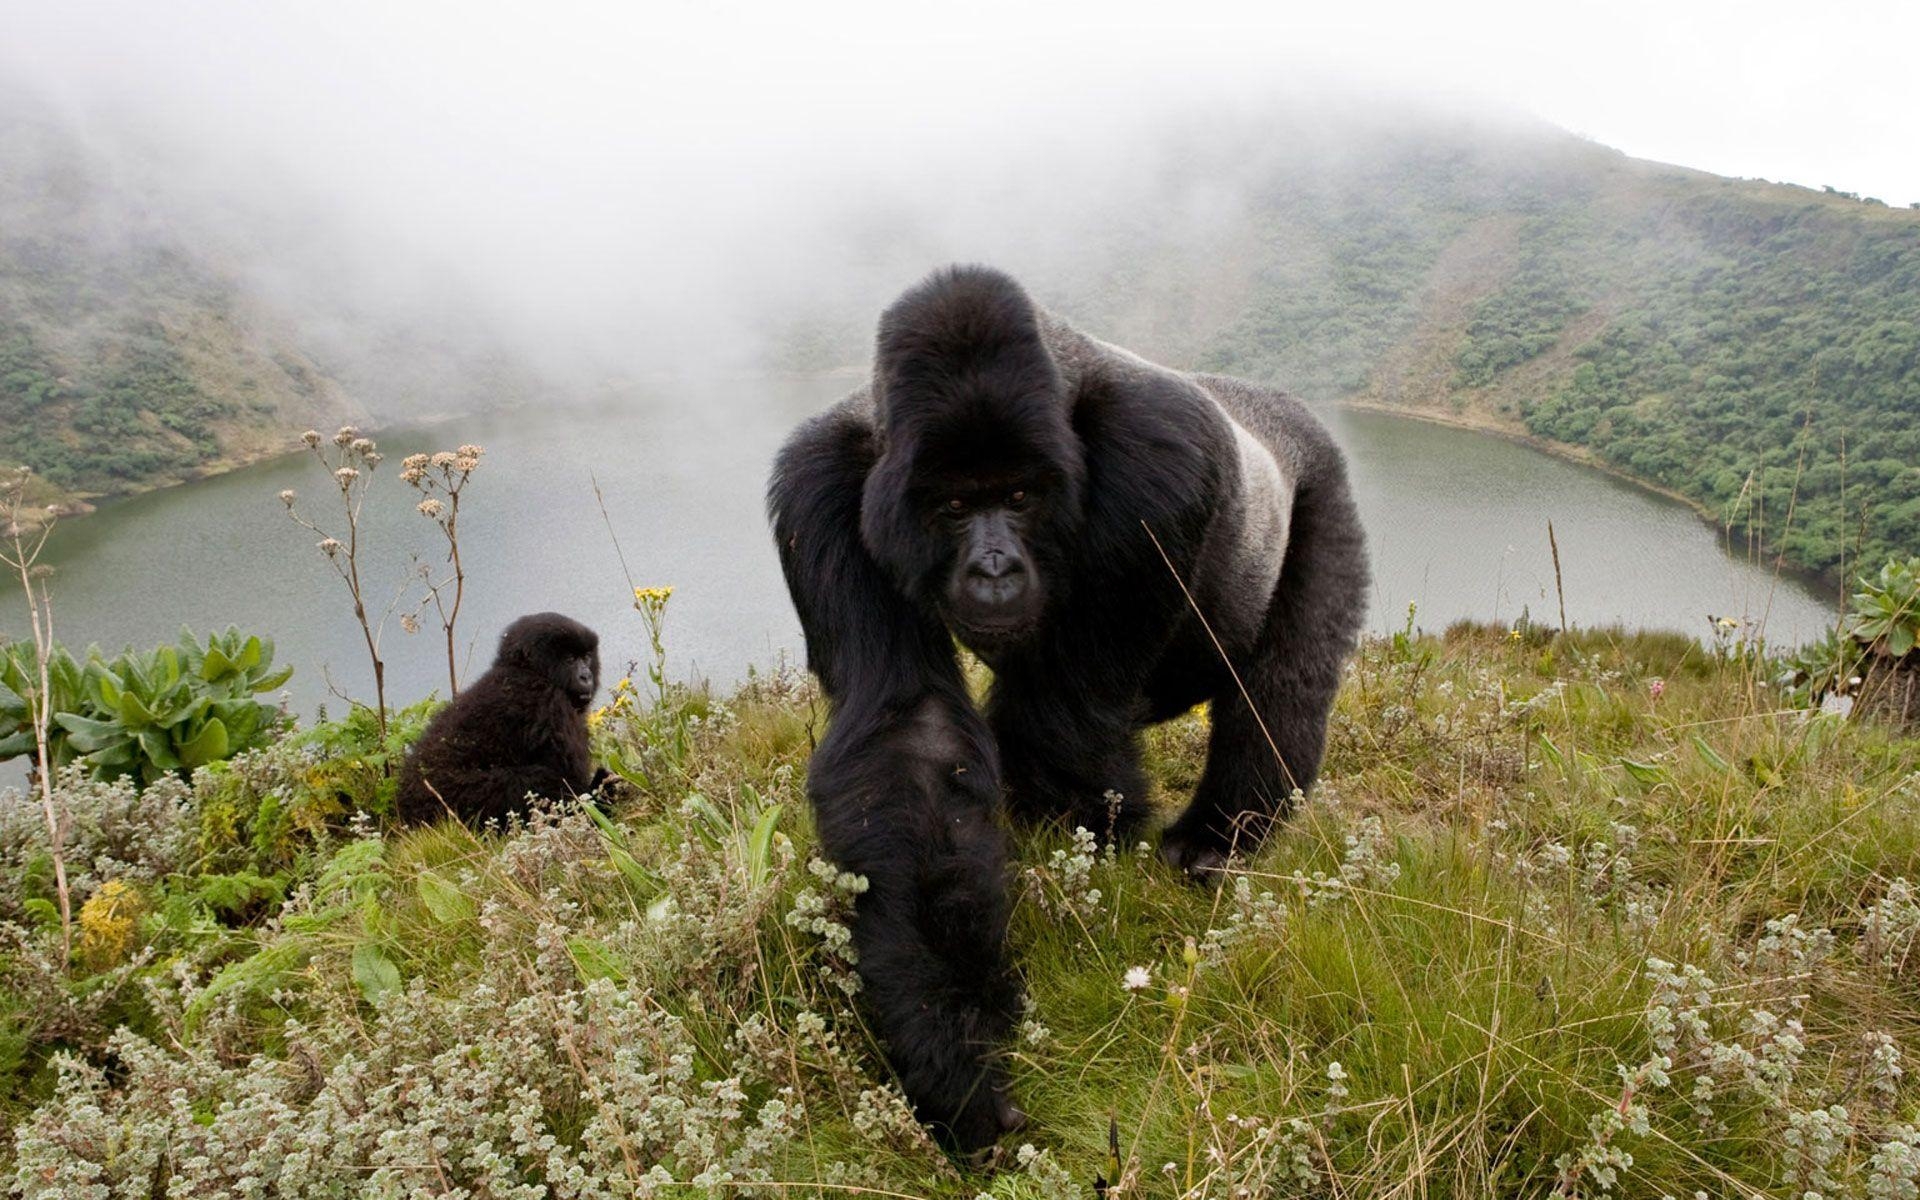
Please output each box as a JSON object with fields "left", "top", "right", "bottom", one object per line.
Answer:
{"left": 1847, "top": 556, "right": 1920, "bottom": 660}
{"left": 0, "top": 628, "right": 292, "bottom": 786}
{"left": 0, "top": 642, "right": 88, "bottom": 773}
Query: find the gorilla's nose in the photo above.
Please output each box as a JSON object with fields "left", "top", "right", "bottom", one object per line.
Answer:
{"left": 965, "top": 552, "right": 1027, "bottom": 607}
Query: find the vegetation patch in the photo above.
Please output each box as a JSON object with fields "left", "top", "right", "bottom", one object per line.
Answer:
{"left": 3, "top": 622, "right": 1920, "bottom": 1197}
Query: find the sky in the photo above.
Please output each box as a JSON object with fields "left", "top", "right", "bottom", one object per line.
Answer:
{"left": 1, "top": 0, "right": 1914, "bottom": 375}
{"left": 4, "top": 0, "right": 1913, "bottom": 202}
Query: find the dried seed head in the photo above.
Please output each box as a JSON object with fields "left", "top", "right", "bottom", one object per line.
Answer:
{"left": 318, "top": 537, "right": 341, "bottom": 557}
{"left": 334, "top": 467, "right": 360, "bottom": 485}
{"left": 278, "top": 489, "right": 296, "bottom": 506}
{"left": 417, "top": 497, "right": 444, "bottom": 518}
{"left": 301, "top": 430, "right": 322, "bottom": 448}
{"left": 334, "top": 425, "right": 359, "bottom": 447}
{"left": 399, "top": 612, "right": 420, "bottom": 634}
{"left": 402, "top": 453, "right": 431, "bottom": 470}
{"left": 457, "top": 444, "right": 485, "bottom": 458}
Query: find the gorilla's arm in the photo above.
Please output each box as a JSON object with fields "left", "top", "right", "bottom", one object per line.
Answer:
{"left": 769, "top": 405, "right": 1023, "bottom": 1150}
{"left": 1161, "top": 405, "right": 1369, "bottom": 873}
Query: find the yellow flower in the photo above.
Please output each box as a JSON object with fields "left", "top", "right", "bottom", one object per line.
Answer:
{"left": 633, "top": 585, "right": 674, "bottom": 605}
{"left": 612, "top": 676, "right": 635, "bottom": 696}
{"left": 587, "top": 705, "right": 610, "bottom": 731}
{"left": 78, "top": 879, "right": 144, "bottom": 969}
{"left": 1508, "top": 628, "right": 1523, "bottom": 642}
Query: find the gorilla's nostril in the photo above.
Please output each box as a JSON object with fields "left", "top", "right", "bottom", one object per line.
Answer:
{"left": 970, "top": 551, "right": 1024, "bottom": 580}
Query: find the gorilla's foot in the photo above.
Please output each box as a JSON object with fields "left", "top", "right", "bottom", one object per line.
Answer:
{"left": 1158, "top": 826, "right": 1232, "bottom": 881}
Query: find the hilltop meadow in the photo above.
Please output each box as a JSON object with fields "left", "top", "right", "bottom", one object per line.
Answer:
{"left": 6, "top": 582, "right": 1920, "bottom": 1197}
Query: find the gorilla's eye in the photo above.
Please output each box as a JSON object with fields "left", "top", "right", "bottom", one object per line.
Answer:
{"left": 1008, "top": 490, "right": 1027, "bottom": 507}
{"left": 946, "top": 498, "right": 966, "bottom": 514}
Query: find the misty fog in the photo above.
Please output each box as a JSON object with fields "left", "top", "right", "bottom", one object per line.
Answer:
{"left": 6, "top": 0, "right": 1909, "bottom": 426}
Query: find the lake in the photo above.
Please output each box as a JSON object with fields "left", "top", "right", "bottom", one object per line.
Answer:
{"left": 7, "top": 380, "right": 1834, "bottom": 728}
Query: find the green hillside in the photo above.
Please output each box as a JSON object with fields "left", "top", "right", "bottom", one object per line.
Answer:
{"left": 0, "top": 104, "right": 367, "bottom": 508}
{"left": 1126, "top": 132, "right": 1920, "bottom": 583}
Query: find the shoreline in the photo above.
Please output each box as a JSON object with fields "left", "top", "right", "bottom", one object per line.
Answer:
{"left": 1336, "top": 398, "right": 1842, "bottom": 600}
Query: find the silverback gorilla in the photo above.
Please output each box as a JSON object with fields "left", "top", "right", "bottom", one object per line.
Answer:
{"left": 395, "top": 613, "right": 606, "bottom": 826}
{"left": 767, "top": 265, "right": 1367, "bottom": 1150}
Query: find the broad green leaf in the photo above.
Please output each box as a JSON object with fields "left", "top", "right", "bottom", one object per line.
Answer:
{"left": 1619, "top": 757, "right": 1667, "bottom": 786}
{"left": 200, "top": 645, "right": 234, "bottom": 681}
{"left": 54, "top": 712, "right": 123, "bottom": 752}
{"left": 176, "top": 718, "right": 229, "bottom": 768}
{"left": 351, "top": 942, "right": 402, "bottom": 1002}
{"left": 1890, "top": 625, "right": 1916, "bottom": 658}
{"left": 747, "top": 801, "right": 783, "bottom": 889}
{"left": 416, "top": 871, "right": 475, "bottom": 924}
{"left": 567, "top": 935, "right": 628, "bottom": 982}
{"left": 116, "top": 689, "right": 155, "bottom": 729}
{"left": 1690, "top": 735, "right": 1730, "bottom": 773}
{"left": 137, "top": 728, "right": 182, "bottom": 771}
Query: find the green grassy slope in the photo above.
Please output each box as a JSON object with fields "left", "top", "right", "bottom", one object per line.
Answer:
{"left": 7, "top": 625, "right": 1920, "bottom": 1196}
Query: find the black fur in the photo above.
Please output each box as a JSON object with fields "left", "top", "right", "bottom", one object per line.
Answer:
{"left": 768, "top": 265, "right": 1367, "bottom": 1151}
{"left": 395, "top": 612, "right": 605, "bottom": 827}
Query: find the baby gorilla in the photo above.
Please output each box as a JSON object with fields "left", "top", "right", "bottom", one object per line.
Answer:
{"left": 395, "top": 612, "right": 607, "bottom": 826}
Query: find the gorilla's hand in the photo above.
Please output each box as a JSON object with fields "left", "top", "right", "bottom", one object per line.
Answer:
{"left": 588, "top": 766, "right": 612, "bottom": 791}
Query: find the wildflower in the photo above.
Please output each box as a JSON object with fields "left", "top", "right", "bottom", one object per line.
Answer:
{"left": 334, "top": 467, "right": 360, "bottom": 485}
{"left": 417, "top": 497, "right": 445, "bottom": 518}
{"left": 318, "top": 537, "right": 341, "bottom": 557}
{"left": 634, "top": 585, "right": 675, "bottom": 605}
{"left": 612, "top": 676, "right": 635, "bottom": 696}
{"left": 1508, "top": 627, "right": 1523, "bottom": 641}
{"left": 1648, "top": 678, "right": 1666, "bottom": 700}
{"left": 399, "top": 613, "right": 420, "bottom": 634}
{"left": 363, "top": 451, "right": 383, "bottom": 468}
{"left": 301, "top": 429, "right": 322, "bottom": 447}
{"left": 78, "top": 880, "right": 144, "bottom": 969}
{"left": 349, "top": 437, "right": 376, "bottom": 455}
{"left": 334, "top": 425, "right": 359, "bottom": 447}
{"left": 402, "top": 453, "right": 431, "bottom": 470}
{"left": 588, "top": 705, "right": 609, "bottom": 730}
{"left": 1716, "top": 616, "right": 1741, "bottom": 630}
{"left": 432, "top": 451, "right": 458, "bottom": 468}
{"left": 457, "top": 444, "right": 485, "bottom": 458}
{"left": 278, "top": 489, "right": 296, "bottom": 506}
{"left": 1122, "top": 965, "right": 1152, "bottom": 992}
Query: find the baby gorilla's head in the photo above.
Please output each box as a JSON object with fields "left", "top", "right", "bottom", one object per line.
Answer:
{"left": 497, "top": 612, "right": 601, "bottom": 709}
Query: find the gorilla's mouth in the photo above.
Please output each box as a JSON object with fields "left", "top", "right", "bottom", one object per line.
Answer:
{"left": 949, "top": 612, "right": 1038, "bottom": 650}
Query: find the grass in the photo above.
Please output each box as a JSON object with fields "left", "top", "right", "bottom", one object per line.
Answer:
{"left": 6, "top": 623, "right": 1920, "bottom": 1197}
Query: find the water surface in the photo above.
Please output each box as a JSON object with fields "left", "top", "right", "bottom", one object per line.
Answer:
{"left": 7, "top": 383, "right": 1833, "bottom": 728}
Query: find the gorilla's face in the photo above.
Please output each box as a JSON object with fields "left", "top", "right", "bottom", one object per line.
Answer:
{"left": 556, "top": 647, "right": 601, "bottom": 709}
{"left": 932, "top": 480, "right": 1048, "bottom": 647}
{"left": 498, "top": 613, "right": 602, "bottom": 710}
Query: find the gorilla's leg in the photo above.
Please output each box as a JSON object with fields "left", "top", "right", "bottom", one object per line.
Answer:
{"left": 770, "top": 413, "right": 1023, "bottom": 1150}
{"left": 398, "top": 762, "right": 590, "bottom": 827}
{"left": 810, "top": 695, "right": 1024, "bottom": 1151}
{"left": 989, "top": 676, "right": 1155, "bottom": 844}
{"left": 1161, "top": 455, "right": 1368, "bottom": 876}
